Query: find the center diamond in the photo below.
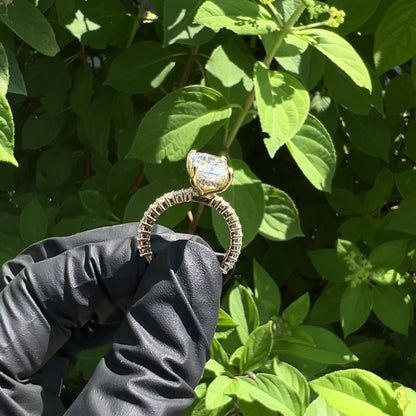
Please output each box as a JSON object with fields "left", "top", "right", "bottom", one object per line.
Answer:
{"left": 186, "top": 150, "right": 233, "bottom": 195}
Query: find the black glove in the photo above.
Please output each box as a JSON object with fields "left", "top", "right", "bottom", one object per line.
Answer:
{"left": 0, "top": 223, "right": 224, "bottom": 415}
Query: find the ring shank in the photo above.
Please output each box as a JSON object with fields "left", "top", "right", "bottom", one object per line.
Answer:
{"left": 137, "top": 187, "right": 243, "bottom": 274}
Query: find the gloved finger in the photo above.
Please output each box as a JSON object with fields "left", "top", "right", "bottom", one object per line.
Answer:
{"left": 65, "top": 236, "right": 223, "bottom": 416}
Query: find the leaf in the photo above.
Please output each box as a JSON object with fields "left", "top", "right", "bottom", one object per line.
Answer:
{"left": 254, "top": 62, "right": 310, "bottom": 157}
{"left": 70, "top": 64, "right": 93, "bottom": 116}
{"left": 340, "top": 109, "right": 390, "bottom": 162}
{"left": 253, "top": 259, "right": 281, "bottom": 318}
{"left": 22, "top": 112, "right": 67, "bottom": 150}
{"left": 326, "top": 188, "right": 362, "bottom": 216}
{"left": 324, "top": 62, "right": 371, "bottom": 115}
{"left": 276, "top": 325, "right": 357, "bottom": 365}
{"left": 308, "top": 248, "right": 351, "bottom": 283}
{"left": 128, "top": 86, "right": 231, "bottom": 163}
{"left": 105, "top": 42, "right": 176, "bottom": 94}
{"left": 287, "top": 113, "right": 336, "bottom": 192}
{"left": 240, "top": 322, "right": 273, "bottom": 373}
{"left": 298, "top": 28, "right": 371, "bottom": 92}
{"left": 394, "top": 385, "right": 416, "bottom": 416}
{"left": 210, "top": 337, "right": 229, "bottom": 371}
{"left": 65, "top": 10, "right": 101, "bottom": 41}
{"left": 368, "top": 240, "right": 408, "bottom": 271}
{"left": 259, "top": 183, "right": 304, "bottom": 242}
{"left": 273, "top": 360, "right": 310, "bottom": 411}
{"left": 163, "top": 0, "right": 214, "bottom": 46}
{"left": 0, "top": 0, "right": 59, "bottom": 56}
{"left": 19, "top": 197, "right": 48, "bottom": 246}
{"left": 237, "top": 373, "right": 303, "bottom": 416}
{"left": 212, "top": 159, "right": 264, "bottom": 249}
{"left": 385, "top": 74, "right": 416, "bottom": 116}
{"left": 374, "top": 0, "right": 416, "bottom": 74}
{"left": 123, "top": 179, "right": 189, "bottom": 229}
{"left": 205, "top": 36, "right": 254, "bottom": 117}
{"left": 0, "top": 93, "right": 17, "bottom": 166}
{"left": 387, "top": 191, "right": 416, "bottom": 235}
{"left": 309, "top": 369, "right": 403, "bottom": 416}
{"left": 309, "top": 284, "right": 345, "bottom": 325}
{"left": 194, "top": 0, "right": 278, "bottom": 35}
{"left": 304, "top": 396, "right": 344, "bottom": 416}
{"left": 282, "top": 293, "right": 310, "bottom": 327}
{"left": 3, "top": 44, "right": 26, "bottom": 95}
{"left": 205, "top": 376, "right": 233, "bottom": 410}
{"left": 79, "top": 190, "right": 115, "bottom": 219}
{"left": 0, "top": 42, "right": 8, "bottom": 96}
{"left": 372, "top": 286, "right": 409, "bottom": 335}
{"left": 340, "top": 284, "right": 372, "bottom": 338}
{"left": 228, "top": 284, "right": 259, "bottom": 343}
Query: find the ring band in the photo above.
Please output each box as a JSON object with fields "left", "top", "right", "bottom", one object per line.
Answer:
{"left": 137, "top": 151, "right": 243, "bottom": 274}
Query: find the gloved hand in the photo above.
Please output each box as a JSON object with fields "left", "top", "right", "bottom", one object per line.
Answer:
{"left": 0, "top": 223, "right": 224, "bottom": 415}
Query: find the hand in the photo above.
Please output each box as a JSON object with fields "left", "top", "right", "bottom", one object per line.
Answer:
{"left": 0, "top": 223, "right": 224, "bottom": 415}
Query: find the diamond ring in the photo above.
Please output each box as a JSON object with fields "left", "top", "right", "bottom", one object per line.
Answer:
{"left": 137, "top": 150, "right": 243, "bottom": 274}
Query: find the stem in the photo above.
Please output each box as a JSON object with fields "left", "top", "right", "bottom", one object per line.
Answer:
{"left": 126, "top": 0, "right": 148, "bottom": 48}
{"left": 179, "top": 46, "right": 200, "bottom": 88}
{"left": 222, "top": 4, "right": 306, "bottom": 153}
{"left": 188, "top": 203, "right": 205, "bottom": 234}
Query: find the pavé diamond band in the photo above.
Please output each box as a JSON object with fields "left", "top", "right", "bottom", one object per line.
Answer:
{"left": 137, "top": 150, "right": 243, "bottom": 274}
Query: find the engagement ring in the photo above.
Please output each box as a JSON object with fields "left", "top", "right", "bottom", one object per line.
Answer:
{"left": 137, "top": 150, "right": 243, "bottom": 274}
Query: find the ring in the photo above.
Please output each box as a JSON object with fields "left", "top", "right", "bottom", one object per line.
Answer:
{"left": 137, "top": 150, "right": 243, "bottom": 274}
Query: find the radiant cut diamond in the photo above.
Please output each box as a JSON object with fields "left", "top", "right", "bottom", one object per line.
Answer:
{"left": 187, "top": 150, "right": 233, "bottom": 195}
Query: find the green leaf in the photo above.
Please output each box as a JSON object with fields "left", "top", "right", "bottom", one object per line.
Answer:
{"left": 309, "top": 369, "right": 403, "bottom": 416}
{"left": 163, "top": 0, "right": 214, "bottom": 46}
{"left": 128, "top": 86, "right": 231, "bottom": 163}
{"left": 374, "top": 0, "right": 416, "bottom": 74}
{"left": 0, "top": 93, "right": 17, "bottom": 166}
{"left": 394, "top": 385, "right": 416, "bottom": 416}
{"left": 205, "top": 36, "right": 254, "bottom": 119}
{"left": 308, "top": 248, "right": 351, "bottom": 283}
{"left": 0, "top": 0, "right": 59, "bottom": 56}
{"left": 298, "top": 28, "right": 371, "bottom": 92}
{"left": 273, "top": 360, "right": 310, "bottom": 411}
{"left": 240, "top": 322, "right": 273, "bottom": 373}
{"left": 326, "top": 188, "right": 362, "bottom": 216}
{"left": 287, "top": 113, "right": 336, "bottom": 192}
{"left": 253, "top": 259, "right": 281, "bottom": 318}
{"left": 340, "top": 284, "right": 372, "bottom": 338}
{"left": 0, "top": 42, "right": 8, "bottom": 96}
{"left": 372, "top": 286, "right": 409, "bottom": 335}
{"left": 276, "top": 325, "right": 357, "bottom": 365}
{"left": 210, "top": 337, "right": 229, "bottom": 371}
{"left": 385, "top": 74, "right": 416, "bottom": 116}
{"left": 340, "top": 109, "right": 391, "bottom": 162}
{"left": 22, "top": 112, "right": 67, "bottom": 150}
{"left": 395, "top": 168, "right": 416, "bottom": 197}
{"left": 212, "top": 159, "right": 264, "bottom": 249}
{"left": 3, "top": 44, "right": 26, "bottom": 95}
{"left": 237, "top": 373, "right": 303, "bottom": 416}
{"left": 254, "top": 62, "right": 310, "bottom": 157}
{"left": 123, "top": 179, "right": 189, "bottom": 229}
{"left": 259, "top": 183, "right": 304, "bottom": 242}
{"left": 105, "top": 42, "right": 176, "bottom": 94}
{"left": 368, "top": 240, "right": 408, "bottom": 271}
{"left": 216, "top": 308, "right": 239, "bottom": 336}
{"left": 70, "top": 64, "right": 93, "bottom": 116}
{"left": 282, "top": 293, "right": 310, "bottom": 327}
{"left": 304, "top": 396, "right": 344, "bottom": 416}
{"left": 79, "top": 190, "right": 115, "bottom": 219}
{"left": 194, "top": 0, "right": 278, "bottom": 35}
{"left": 324, "top": 62, "right": 371, "bottom": 115}
{"left": 309, "top": 284, "right": 345, "bottom": 325}
{"left": 387, "top": 191, "right": 416, "bottom": 235}
{"left": 65, "top": 10, "right": 100, "bottom": 41}
{"left": 205, "top": 375, "right": 233, "bottom": 410}
{"left": 228, "top": 284, "right": 259, "bottom": 343}
{"left": 19, "top": 197, "right": 48, "bottom": 246}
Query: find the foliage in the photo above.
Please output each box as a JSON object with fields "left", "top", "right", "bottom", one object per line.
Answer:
{"left": 1, "top": 0, "right": 416, "bottom": 414}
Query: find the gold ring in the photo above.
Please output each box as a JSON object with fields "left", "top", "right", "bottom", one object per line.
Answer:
{"left": 137, "top": 150, "right": 243, "bottom": 274}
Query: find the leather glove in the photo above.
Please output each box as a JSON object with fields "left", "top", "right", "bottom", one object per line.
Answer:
{"left": 0, "top": 223, "right": 224, "bottom": 415}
